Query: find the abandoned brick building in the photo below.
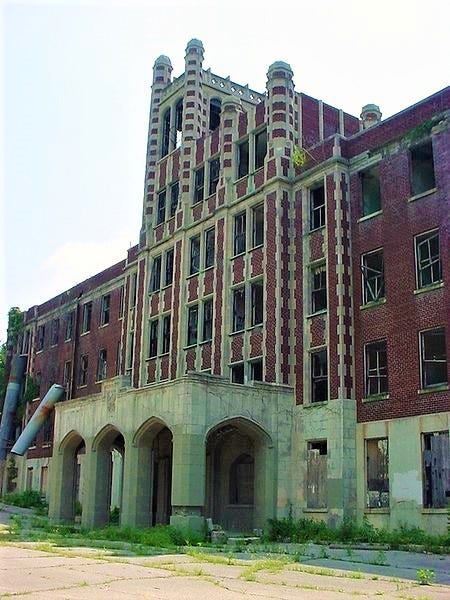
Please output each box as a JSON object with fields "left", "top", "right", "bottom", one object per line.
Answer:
{"left": 6, "top": 39, "right": 450, "bottom": 533}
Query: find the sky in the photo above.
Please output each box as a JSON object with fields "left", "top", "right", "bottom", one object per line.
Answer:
{"left": 0, "top": 0, "right": 449, "bottom": 340}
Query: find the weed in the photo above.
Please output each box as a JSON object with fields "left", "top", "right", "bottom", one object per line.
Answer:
{"left": 416, "top": 568, "right": 435, "bottom": 586}
{"left": 1, "top": 490, "right": 46, "bottom": 510}
{"left": 373, "top": 550, "right": 387, "bottom": 566}
{"left": 319, "top": 546, "right": 330, "bottom": 559}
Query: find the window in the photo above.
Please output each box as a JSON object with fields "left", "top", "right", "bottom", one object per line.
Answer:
{"left": 175, "top": 99, "right": 183, "bottom": 148}
{"left": 187, "top": 305, "right": 198, "bottom": 346}
{"left": 79, "top": 354, "right": 89, "bottom": 386}
{"left": 115, "top": 341, "right": 121, "bottom": 375}
{"left": 254, "top": 129, "right": 267, "bottom": 170}
{"left": 40, "top": 466, "right": 48, "bottom": 494}
{"left": 251, "top": 204, "right": 264, "bottom": 248}
{"left": 365, "top": 341, "right": 388, "bottom": 396}
{"left": 366, "top": 438, "right": 389, "bottom": 508}
{"left": 162, "top": 315, "right": 171, "bottom": 354}
{"left": 148, "top": 320, "right": 158, "bottom": 358}
{"left": 250, "top": 280, "right": 263, "bottom": 326}
{"left": 232, "top": 287, "right": 246, "bottom": 332}
{"left": 130, "top": 272, "right": 137, "bottom": 307}
{"left": 189, "top": 235, "right": 201, "bottom": 275}
{"left": 361, "top": 165, "right": 381, "bottom": 216}
{"left": 164, "top": 248, "right": 174, "bottom": 286}
{"left": 51, "top": 319, "right": 59, "bottom": 346}
{"left": 82, "top": 302, "right": 92, "bottom": 334}
{"left": 422, "top": 431, "right": 449, "bottom": 509}
{"left": 307, "top": 441, "right": 327, "bottom": 509}
{"left": 411, "top": 141, "right": 435, "bottom": 196}
{"left": 150, "top": 256, "right": 162, "bottom": 292}
{"left": 204, "top": 228, "right": 215, "bottom": 269}
{"left": 231, "top": 363, "right": 245, "bottom": 384}
{"left": 311, "top": 349, "right": 328, "bottom": 403}
{"left": 229, "top": 454, "right": 254, "bottom": 504}
{"left": 209, "top": 157, "right": 220, "bottom": 195}
{"left": 97, "top": 348, "right": 107, "bottom": 381}
{"left": 311, "top": 265, "right": 327, "bottom": 313}
{"left": 43, "top": 418, "right": 52, "bottom": 443}
{"left": 310, "top": 184, "right": 325, "bottom": 230}
{"left": 193, "top": 166, "right": 204, "bottom": 204}
{"left": 127, "top": 332, "right": 134, "bottom": 371}
{"left": 250, "top": 359, "right": 263, "bottom": 382}
{"left": 26, "top": 467, "right": 34, "bottom": 491}
{"left": 237, "top": 139, "right": 249, "bottom": 178}
{"left": 119, "top": 286, "right": 125, "bottom": 318}
{"left": 156, "top": 190, "right": 166, "bottom": 225}
{"left": 234, "top": 212, "right": 246, "bottom": 255}
{"left": 100, "top": 294, "right": 110, "bottom": 326}
{"left": 202, "top": 299, "right": 213, "bottom": 342}
{"left": 37, "top": 325, "right": 45, "bottom": 351}
{"left": 420, "top": 328, "right": 447, "bottom": 388}
{"left": 63, "top": 360, "right": 71, "bottom": 397}
{"left": 162, "top": 108, "right": 170, "bottom": 157}
{"left": 209, "top": 97, "right": 221, "bottom": 131}
{"left": 170, "top": 181, "right": 179, "bottom": 217}
{"left": 361, "top": 250, "right": 385, "bottom": 303}
{"left": 415, "top": 230, "right": 441, "bottom": 289}
{"left": 65, "top": 312, "right": 74, "bottom": 341}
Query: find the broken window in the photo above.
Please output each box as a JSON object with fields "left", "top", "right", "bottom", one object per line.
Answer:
{"left": 40, "top": 466, "right": 48, "bottom": 493}
{"left": 229, "top": 453, "right": 254, "bottom": 504}
{"left": 82, "top": 302, "right": 92, "bottom": 334}
{"left": 156, "top": 190, "right": 166, "bottom": 225}
{"left": 254, "top": 129, "right": 267, "bottom": 170}
{"left": 366, "top": 438, "right": 389, "bottom": 508}
{"left": 193, "top": 166, "right": 204, "bottom": 204}
{"left": 422, "top": 431, "right": 450, "bottom": 509}
{"left": 361, "top": 165, "right": 381, "bottom": 216}
{"left": 174, "top": 99, "right": 183, "bottom": 148}
{"left": 250, "top": 280, "right": 263, "bottom": 326}
{"left": 161, "top": 108, "right": 170, "bottom": 158}
{"left": 119, "top": 286, "right": 125, "bottom": 318}
{"left": 361, "top": 249, "right": 385, "bottom": 303}
{"left": 311, "top": 265, "right": 327, "bottom": 313}
{"left": 127, "top": 332, "right": 134, "bottom": 371}
{"left": 251, "top": 204, "right": 264, "bottom": 248}
{"left": 189, "top": 235, "right": 200, "bottom": 275}
{"left": 231, "top": 363, "right": 245, "bottom": 384}
{"left": 63, "top": 360, "right": 71, "bottom": 398}
{"left": 169, "top": 181, "right": 179, "bottom": 217}
{"left": 310, "top": 184, "right": 325, "bottom": 230}
{"left": 237, "top": 139, "right": 249, "bottom": 179}
{"left": 130, "top": 272, "right": 137, "bottom": 308}
{"left": 420, "top": 328, "right": 447, "bottom": 388}
{"left": 209, "top": 97, "right": 221, "bottom": 131}
{"left": 51, "top": 319, "right": 59, "bottom": 346}
{"left": 26, "top": 467, "right": 34, "bottom": 491}
{"left": 187, "top": 305, "right": 198, "bottom": 346}
{"left": 204, "top": 228, "right": 215, "bottom": 269}
{"left": 415, "top": 230, "right": 441, "bottom": 289}
{"left": 64, "top": 313, "right": 73, "bottom": 342}
{"left": 79, "top": 354, "right": 89, "bottom": 386}
{"left": 115, "top": 341, "right": 122, "bottom": 375}
{"left": 307, "top": 441, "right": 327, "bottom": 509}
{"left": 250, "top": 359, "right": 263, "bottom": 382}
{"left": 202, "top": 298, "right": 213, "bottom": 342}
{"left": 232, "top": 287, "right": 246, "bottom": 332}
{"left": 37, "top": 325, "right": 45, "bottom": 351}
{"left": 234, "top": 212, "right": 246, "bottom": 255}
{"left": 97, "top": 348, "right": 107, "bottom": 381}
{"left": 148, "top": 320, "right": 158, "bottom": 358}
{"left": 150, "top": 256, "right": 162, "bottom": 292}
{"left": 311, "top": 349, "right": 328, "bottom": 403}
{"left": 164, "top": 248, "right": 174, "bottom": 286}
{"left": 209, "top": 157, "right": 220, "bottom": 195}
{"left": 411, "top": 142, "right": 435, "bottom": 196}
{"left": 162, "top": 314, "right": 171, "bottom": 354}
{"left": 365, "top": 340, "right": 388, "bottom": 396}
{"left": 100, "top": 294, "right": 110, "bottom": 326}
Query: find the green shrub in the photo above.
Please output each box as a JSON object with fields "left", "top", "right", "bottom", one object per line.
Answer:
{"left": 2, "top": 490, "right": 46, "bottom": 509}
{"left": 84, "top": 524, "right": 204, "bottom": 548}
{"left": 416, "top": 568, "right": 435, "bottom": 585}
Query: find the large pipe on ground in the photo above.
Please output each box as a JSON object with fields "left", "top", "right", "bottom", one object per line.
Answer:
{"left": 0, "top": 354, "right": 28, "bottom": 461}
{"left": 11, "top": 384, "right": 65, "bottom": 456}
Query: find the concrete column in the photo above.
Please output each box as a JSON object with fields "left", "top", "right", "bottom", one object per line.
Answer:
{"left": 81, "top": 441, "right": 111, "bottom": 530}
{"left": 170, "top": 431, "right": 205, "bottom": 532}
{"left": 48, "top": 449, "right": 75, "bottom": 523}
{"left": 120, "top": 442, "right": 152, "bottom": 528}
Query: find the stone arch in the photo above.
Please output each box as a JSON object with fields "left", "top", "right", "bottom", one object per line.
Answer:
{"left": 205, "top": 416, "right": 275, "bottom": 532}
{"left": 51, "top": 430, "right": 86, "bottom": 523}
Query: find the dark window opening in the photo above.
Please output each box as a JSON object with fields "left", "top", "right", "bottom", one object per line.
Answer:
{"left": 162, "top": 108, "right": 170, "bottom": 157}
{"left": 202, "top": 299, "right": 213, "bottom": 342}
{"left": 130, "top": 273, "right": 137, "bottom": 308}
{"left": 307, "top": 440, "right": 327, "bottom": 509}
{"left": 237, "top": 139, "right": 249, "bottom": 179}
{"left": 311, "top": 349, "right": 328, "bottom": 403}
{"left": 229, "top": 453, "right": 254, "bottom": 504}
{"left": 231, "top": 363, "right": 245, "bottom": 384}
{"left": 311, "top": 266, "right": 327, "bottom": 313}
{"left": 232, "top": 287, "right": 245, "bottom": 332}
{"left": 97, "top": 348, "right": 107, "bottom": 381}
{"left": 416, "top": 230, "right": 441, "bottom": 288}
{"left": 234, "top": 212, "right": 246, "bottom": 255}
{"left": 63, "top": 360, "right": 72, "bottom": 394}
{"left": 209, "top": 157, "right": 220, "bottom": 195}
{"left": 37, "top": 325, "right": 45, "bottom": 351}
{"left": 190, "top": 235, "right": 200, "bottom": 275}
{"left": 250, "top": 359, "right": 263, "bottom": 382}
{"left": 193, "top": 167, "right": 204, "bottom": 204}
{"left": 150, "top": 256, "right": 162, "bottom": 292}
{"left": 204, "top": 228, "right": 215, "bottom": 269}
{"left": 366, "top": 438, "right": 389, "bottom": 508}
{"left": 422, "top": 431, "right": 449, "bottom": 509}
{"left": 170, "top": 181, "right": 179, "bottom": 217}
{"left": 310, "top": 185, "right": 325, "bottom": 231}
{"left": 51, "top": 319, "right": 59, "bottom": 346}
{"left": 411, "top": 142, "right": 435, "bottom": 196}
{"left": 127, "top": 332, "right": 134, "bottom": 371}
{"left": 174, "top": 99, "right": 183, "bottom": 148}
{"left": 79, "top": 354, "right": 88, "bottom": 386}
{"left": 156, "top": 190, "right": 166, "bottom": 225}
{"left": 361, "top": 250, "right": 385, "bottom": 303}
{"left": 119, "top": 286, "right": 125, "bottom": 318}
{"left": 251, "top": 204, "right": 264, "bottom": 248}
{"left": 165, "top": 248, "right": 174, "bottom": 286}
{"left": 187, "top": 305, "right": 198, "bottom": 346}
{"left": 365, "top": 341, "right": 388, "bottom": 396}
{"left": 148, "top": 320, "right": 158, "bottom": 358}
{"left": 251, "top": 280, "right": 263, "bottom": 326}
{"left": 101, "top": 294, "right": 110, "bottom": 326}
{"left": 115, "top": 341, "right": 121, "bottom": 376}
{"left": 255, "top": 129, "right": 267, "bottom": 170}
{"left": 209, "top": 97, "right": 222, "bottom": 131}
{"left": 361, "top": 165, "right": 381, "bottom": 216}
{"left": 82, "top": 302, "right": 92, "bottom": 334}
{"left": 162, "top": 315, "right": 171, "bottom": 354}
{"left": 420, "top": 328, "right": 447, "bottom": 388}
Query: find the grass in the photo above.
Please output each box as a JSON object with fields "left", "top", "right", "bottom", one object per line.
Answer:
{"left": 1, "top": 490, "right": 46, "bottom": 510}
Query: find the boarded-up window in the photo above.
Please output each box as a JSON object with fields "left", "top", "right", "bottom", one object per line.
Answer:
{"left": 366, "top": 438, "right": 389, "bottom": 508}
{"left": 26, "top": 467, "right": 34, "bottom": 491}
{"left": 306, "top": 441, "right": 327, "bottom": 509}
{"left": 423, "top": 431, "right": 450, "bottom": 508}
{"left": 40, "top": 466, "right": 48, "bottom": 494}
{"left": 229, "top": 453, "right": 254, "bottom": 505}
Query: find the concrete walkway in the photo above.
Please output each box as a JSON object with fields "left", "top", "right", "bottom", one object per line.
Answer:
{"left": 0, "top": 544, "right": 449, "bottom": 599}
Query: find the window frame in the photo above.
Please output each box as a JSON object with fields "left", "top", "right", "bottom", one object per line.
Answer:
{"left": 189, "top": 235, "right": 201, "bottom": 275}
{"left": 311, "top": 264, "right": 327, "bottom": 313}
{"left": 156, "top": 189, "right": 166, "bottom": 226}
{"left": 254, "top": 128, "right": 267, "bottom": 170}
{"left": 193, "top": 166, "right": 205, "bottom": 204}
{"left": 232, "top": 286, "right": 246, "bottom": 333}
{"left": 96, "top": 348, "right": 107, "bottom": 382}
{"left": 204, "top": 228, "right": 215, "bottom": 269}
{"left": 361, "top": 249, "right": 385, "bottom": 304}
{"left": 231, "top": 362, "right": 245, "bottom": 384}
{"left": 79, "top": 354, "right": 89, "bottom": 387}
{"left": 208, "top": 156, "right": 220, "bottom": 196}
{"left": 366, "top": 437, "right": 390, "bottom": 508}
{"left": 415, "top": 229, "right": 441, "bottom": 289}
{"left": 361, "top": 164, "right": 381, "bottom": 217}
{"left": 233, "top": 211, "right": 246, "bottom": 256}
{"left": 51, "top": 318, "right": 59, "bottom": 346}
{"left": 251, "top": 203, "right": 264, "bottom": 249}
{"left": 161, "top": 314, "right": 171, "bottom": 354}
{"left": 364, "top": 340, "right": 388, "bottom": 397}
{"left": 410, "top": 140, "right": 436, "bottom": 197}
{"left": 81, "top": 302, "right": 92, "bottom": 334}
{"left": 250, "top": 279, "right": 263, "bottom": 327}
{"left": 187, "top": 304, "right": 199, "bottom": 346}
{"left": 149, "top": 255, "right": 162, "bottom": 293}
{"left": 311, "top": 348, "right": 328, "bottom": 403}
{"left": 100, "top": 294, "right": 111, "bottom": 326}
{"left": 202, "top": 298, "right": 213, "bottom": 342}
{"left": 310, "top": 184, "right": 326, "bottom": 231}
{"left": 419, "top": 327, "right": 448, "bottom": 389}
{"left": 164, "top": 248, "right": 174, "bottom": 287}
{"left": 169, "top": 181, "right": 179, "bottom": 218}
{"left": 148, "top": 319, "right": 159, "bottom": 358}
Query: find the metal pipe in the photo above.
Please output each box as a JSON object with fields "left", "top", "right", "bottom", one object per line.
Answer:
{"left": 0, "top": 355, "right": 28, "bottom": 461}
{"left": 11, "top": 384, "right": 65, "bottom": 456}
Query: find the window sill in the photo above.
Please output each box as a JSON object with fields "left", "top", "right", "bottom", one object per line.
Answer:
{"left": 153, "top": 222, "right": 165, "bottom": 229}
{"left": 247, "top": 323, "right": 263, "bottom": 332}
{"left": 36, "top": 350, "right": 43, "bottom": 355}
{"left": 78, "top": 385, "right": 88, "bottom": 389}
{"left": 80, "top": 331, "right": 90, "bottom": 337}
{"left": 95, "top": 379, "right": 106, "bottom": 384}
{"left": 303, "top": 508, "right": 328, "bottom": 513}
{"left": 199, "top": 338, "right": 212, "bottom": 346}
{"left": 357, "top": 210, "right": 383, "bottom": 223}
{"left": 161, "top": 283, "right": 173, "bottom": 291}
{"left": 422, "top": 508, "right": 448, "bottom": 514}
{"left": 184, "top": 344, "right": 198, "bottom": 350}
{"left": 364, "top": 508, "right": 390, "bottom": 514}
{"left": 159, "top": 352, "right": 170, "bottom": 357}
{"left": 407, "top": 188, "right": 437, "bottom": 203}
{"left": 192, "top": 199, "right": 204, "bottom": 207}
{"left": 186, "top": 271, "right": 199, "bottom": 279}
{"left": 414, "top": 282, "right": 443, "bottom": 295}
{"left": 149, "top": 289, "right": 161, "bottom": 295}
{"left": 229, "top": 329, "right": 245, "bottom": 337}
{"left": 360, "top": 298, "right": 386, "bottom": 311}
{"left": 99, "top": 323, "right": 109, "bottom": 329}
{"left": 146, "top": 356, "right": 157, "bottom": 361}
{"left": 231, "top": 251, "right": 246, "bottom": 260}
{"left": 42, "top": 443, "right": 51, "bottom": 449}
{"left": 418, "top": 384, "right": 448, "bottom": 395}
{"left": 309, "top": 225, "right": 326, "bottom": 234}
{"left": 249, "top": 243, "right": 264, "bottom": 252}
{"left": 50, "top": 344, "right": 58, "bottom": 348}
{"left": 64, "top": 338, "right": 72, "bottom": 343}
{"left": 362, "top": 394, "right": 389, "bottom": 403}
{"left": 307, "top": 309, "right": 327, "bottom": 319}
{"left": 204, "top": 265, "right": 215, "bottom": 272}
{"left": 303, "top": 400, "right": 328, "bottom": 409}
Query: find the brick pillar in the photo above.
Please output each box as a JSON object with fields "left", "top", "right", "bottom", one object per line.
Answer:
{"left": 141, "top": 54, "right": 172, "bottom": 245}
{"left": 219, "top": 97, "right": 242, "bottom": 202}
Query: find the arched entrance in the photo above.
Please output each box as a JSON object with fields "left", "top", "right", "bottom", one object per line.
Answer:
{"left": 55, "top": 431, "right": 86, "bottom": 523}
{"left": 205, "top": 418, "right": 274, "bottom": 533}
